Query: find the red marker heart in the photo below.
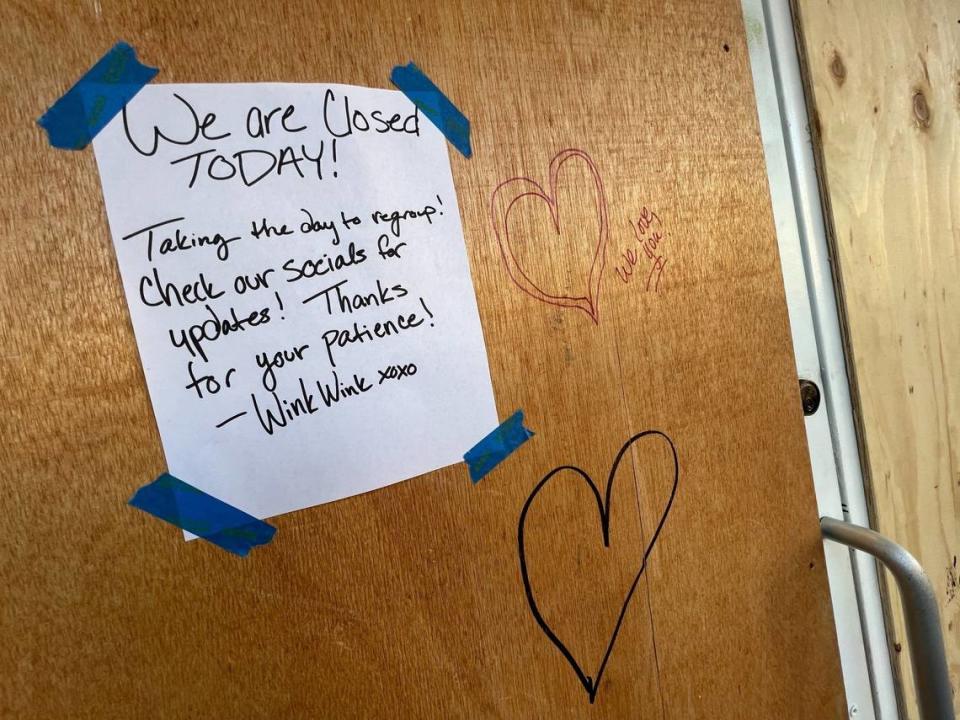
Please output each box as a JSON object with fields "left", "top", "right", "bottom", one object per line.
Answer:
{"left": 490, "top": 148, "right": 609, "bottom": 323}
{"left": 518, "top": 431, "right": 679, "bottom": 703}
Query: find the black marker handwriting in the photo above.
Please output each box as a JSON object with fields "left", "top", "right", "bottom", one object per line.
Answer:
{"left": 284, "top": 242, "right": 368, "bottom": 286}
{"left": 299, "top": 208, "right": 341, "bottom": 245}
{"left": 139, "top": 267, "right": 224, "bottom": 309}
{"left": 122, "top": 217, "right": 239, "bottom": 263}
{"left": 215, "top": 410, "right": 247, "bottom": 429}
{"left": 249, "top": 371, "right": 372, "bottom": 435}
{"left": 255, "top": 344, "right": 310, "bottom": 392}
{"left": 319, "top": 311, "right": 426, "bottom": 368}
{"left": 377, "top": 233, "right": 406, "bottom": 260}
{"left": 122, "top": 92, "right": 230, "bottom": 157}
{"left": 170, "top": 144, "right": 331, "bottom": 189}
{"left": 322, "top": 88, "right": 420, "bottom": 139}
{"left": 122, "top": 90, "right": 428, "bottom": 187}
{"left": 377, "top": 362, "right": 417, "bottom": 384}
{"left": 245, "top": 104, "right": 306, "bottom": 138}
{"left": 168, "top": 302, "right": 272, "bottom": 362}
{"left": 185, "top": 361, "right": 236, "bottom": 400}
{"left": 301, "top": 277, "right": 407, "bottom": 317}
{"left": 370, "top": 196, "right": 442, "bottom": 237}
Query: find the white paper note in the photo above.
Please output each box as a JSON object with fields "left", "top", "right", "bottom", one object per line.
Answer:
{"left": 93, "top": 83, "right": 497, "bottom": 526}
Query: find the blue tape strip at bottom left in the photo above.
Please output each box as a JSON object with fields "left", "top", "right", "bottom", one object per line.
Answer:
{"left": 129, "top": 473, "right": 276, "bottom": 557}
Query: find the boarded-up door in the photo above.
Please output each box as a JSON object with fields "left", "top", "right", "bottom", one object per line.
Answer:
{"left": 0, "top": 1, "right": 845, "bottom": 717}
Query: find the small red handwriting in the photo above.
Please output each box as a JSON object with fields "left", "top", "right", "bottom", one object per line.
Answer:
{"left": 615, "top": 207, "right": 667, "bottom": 293}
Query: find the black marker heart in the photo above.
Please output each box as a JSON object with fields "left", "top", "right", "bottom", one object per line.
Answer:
{"left": 517, "top": 430, "right": 679, "bottom": 703}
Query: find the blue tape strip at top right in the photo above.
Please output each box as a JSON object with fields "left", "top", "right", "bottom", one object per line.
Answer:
{"left": 38, "top": 40, "right": 158, "bottom": 151}
{"left": 390, "top": 61, "right": 472, "bottom": 158}
{"left": 129, "top": 473, "right": 275, "bottom": 557}
{"left": 463, "top": 410, "right": 535, "bottom": 483}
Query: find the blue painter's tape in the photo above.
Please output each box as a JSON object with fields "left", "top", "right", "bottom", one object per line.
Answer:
{"left": 464, "top": 410, "right": 535, "bottom": 483}
{"left": 390, "top": 62, "right": 472, "bottom": 158}
{"left": 38, "top": 41, "right": 158, "bottom": 150}
{"left": 129, "top": 473, "right": 275, "bottom": 557}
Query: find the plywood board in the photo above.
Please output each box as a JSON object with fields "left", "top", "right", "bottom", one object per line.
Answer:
{"left": 0, "top": 1, "right": 844, "bottom": 717}
{"left": 793, "top": 1, "right": 960, "bottom": 716}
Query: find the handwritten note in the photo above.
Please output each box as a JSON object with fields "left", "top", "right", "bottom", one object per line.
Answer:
{"left": 615, "top": 206, "right": 668, "bottom": 293}
{"left": 93, "top": 83, "right": 497, "bottom": 527}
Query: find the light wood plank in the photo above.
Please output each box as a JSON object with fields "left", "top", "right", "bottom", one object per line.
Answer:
{"left": 794, "top": 1, "right": 960, "bottom": 716}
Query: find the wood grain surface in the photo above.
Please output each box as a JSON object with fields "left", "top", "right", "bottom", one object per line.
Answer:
{"left": 794, "top": 1, "right": 960, "bottom": 716}
{"left": 0, "top": 1, "right": 844, "bottom": 717}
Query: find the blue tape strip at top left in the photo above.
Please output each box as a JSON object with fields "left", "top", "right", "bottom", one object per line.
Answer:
{"left": 38, "top": 40, "right": 158, "bottom": 151}
{"left": 129, "top": 473, "right": 276, "bottom": 557}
